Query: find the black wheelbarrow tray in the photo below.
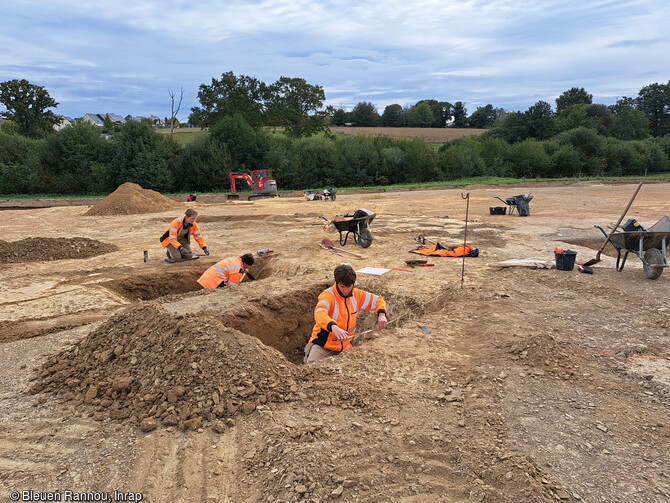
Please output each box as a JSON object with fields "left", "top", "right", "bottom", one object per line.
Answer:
{"left": 332, "top": 212, "right": 375, "bottom": 248}
{"left": 495, "top": 194, "right": 533, "bottom": 215}
{"left": 595, "top": 225, "right": 669, "bottom": 280}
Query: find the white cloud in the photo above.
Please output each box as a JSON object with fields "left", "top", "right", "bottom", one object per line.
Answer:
{"left": 2, "top": 0, "right": 668, "bottom": 117}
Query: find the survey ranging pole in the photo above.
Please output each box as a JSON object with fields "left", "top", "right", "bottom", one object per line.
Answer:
{"left": 461, "top": 193, "right": 470, "bottom": 288}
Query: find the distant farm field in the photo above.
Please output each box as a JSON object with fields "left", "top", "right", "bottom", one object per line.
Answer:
{"left": 330, "top": 126, "right": 486, "bottom": 143}
{"left": 157, "top": 127, "right": 207, "bottom": 145}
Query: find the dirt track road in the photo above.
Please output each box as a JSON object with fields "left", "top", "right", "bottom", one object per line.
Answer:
{"left": 1, "top": 181, "right": 669, "bottom": 502}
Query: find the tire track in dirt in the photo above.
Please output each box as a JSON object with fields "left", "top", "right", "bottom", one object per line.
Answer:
{"left": 126, "top": 429, "right": 239, "bottom": 502}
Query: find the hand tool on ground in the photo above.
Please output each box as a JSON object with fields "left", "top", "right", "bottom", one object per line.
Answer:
{"left": 415, "top": 321, "right": 431, "bottom": 333}
{"left": 320, "top": 244, "right": 343, "bottom": 257}
{"left": 582, "top": 182, "right": 643, "bottom": 267}
{"left": 392, "top": 267, "right": 414, "bottom": 273}
{"left": 416, "top": 235, "right": 438, "bottom": 245}
{"left": 405, "top": 260, "right": 435, "bottom": 267}
{"left": 321, "top": 238, "right": 362, "bottom": 258}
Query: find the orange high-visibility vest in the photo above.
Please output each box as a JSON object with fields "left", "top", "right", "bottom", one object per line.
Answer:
{"left": 160, "top": 217, "right": 206, "bottom": 250}
{"left": 411, "top": 243, "right": 473, "bottom": 257}
{"left": 197, "top": 257, "right": 245, "bottom": 289}
{"left": 309, "top": 284, "right": 387, "bottom": 352}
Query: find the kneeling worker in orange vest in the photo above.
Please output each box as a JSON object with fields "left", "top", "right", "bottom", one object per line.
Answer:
{"left": 304, "top": 264, "right": 387, "bottom": 364}
{"left": 197, "top": 253, "right": 255, "bottom": 289}
{"left": 160, "top": 208, "right": 209, "bottom": 261}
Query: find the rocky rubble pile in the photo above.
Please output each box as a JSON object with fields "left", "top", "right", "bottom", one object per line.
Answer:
{"left": 0, "top": 237, "right": 116, "bottom": 263}
{"left": 30, "top": 303, "right": 302, "bottom": 432}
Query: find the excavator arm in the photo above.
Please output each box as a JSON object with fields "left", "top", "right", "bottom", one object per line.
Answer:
{"left": 229, "top": 172, "right": 253, "bottom": 194}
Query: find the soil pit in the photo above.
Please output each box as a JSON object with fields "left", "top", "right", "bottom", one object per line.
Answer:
{"left": 0, "top": 237, "right": 117, "bottom": 263}
{"left": 104, "top": 270, "right": 204, "bottom": 301}
{"left": 214, "top": 284, "right": 326, "bottom": 364}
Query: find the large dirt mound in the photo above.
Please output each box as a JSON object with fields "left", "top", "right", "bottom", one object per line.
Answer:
{"left": 85, "top": 182, "right": 179, "bottom": 216}
{"left": 31, "top": 303, "right": 305, "bottom": 431}
{"left": 0, "top": 237, "right": 116, "bottom": 263}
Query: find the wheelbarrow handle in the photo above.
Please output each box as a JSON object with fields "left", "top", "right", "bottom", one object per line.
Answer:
{"left": 594, "top": 225, "right": 608, "bottom": 238}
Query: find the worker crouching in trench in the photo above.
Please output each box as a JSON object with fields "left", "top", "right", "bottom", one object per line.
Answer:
{"left": 197, "top": 253, "right": 254, "bottom": 288}
{"left": 160, "top": 208, "right": 209, "bottom": 261}
{"left": 304, "top": 265, "right": 387, "bottom": 364}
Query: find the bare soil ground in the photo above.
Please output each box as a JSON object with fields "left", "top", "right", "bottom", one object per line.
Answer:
{"left": 1, "top": 182, "right": 669, "bottom": 503}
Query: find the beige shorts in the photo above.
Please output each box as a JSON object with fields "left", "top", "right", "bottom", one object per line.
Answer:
{"left": 303, "top": 342, "right": 339, "bottom": 364}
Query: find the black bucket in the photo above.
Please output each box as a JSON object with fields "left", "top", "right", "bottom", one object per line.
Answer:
{"left": 555, "top": 250, "right": 577, "bottom": 271}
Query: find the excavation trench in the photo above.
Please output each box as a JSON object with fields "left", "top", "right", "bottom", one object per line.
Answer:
{"left": 214, "top": 284, "right": 324, "bottom": 364}
{"left": 104, "top": 270, "right": 204, "bottom": 301}
{"left": 215, "top": 284, "right": 439, "bottom": 365}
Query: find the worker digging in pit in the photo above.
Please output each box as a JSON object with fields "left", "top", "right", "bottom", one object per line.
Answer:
{"left": 160, "top": 208, "right": 209, "bottom": 262}
{"left": 197, "top": 253, "right": 255, "bottom": 288}
{"left": 304, "top": 264, "right": 387, "bottom": 364}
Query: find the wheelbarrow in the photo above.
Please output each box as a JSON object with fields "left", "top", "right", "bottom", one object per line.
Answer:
{"left": 332, "top": 210, "right": 376, "bottom": 248}
{"left": 495, "top": 194, "right": 533, "bottom": 216}
{"left": 594, "top": 225, "right": 669, "bottom": 279}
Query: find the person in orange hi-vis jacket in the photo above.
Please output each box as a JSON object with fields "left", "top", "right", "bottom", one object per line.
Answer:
{"left": 159, "top": 208, "right": 209, "bottom": 262}
{"left": 197, "top": 253, "right": 254, "bottom": 289}
{"left": 304, "top": 264, "right": 387, "bottom": 364}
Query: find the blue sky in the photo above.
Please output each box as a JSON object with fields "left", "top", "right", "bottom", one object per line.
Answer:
{"left": 1, "top": 0, "right": 668, "bottom": 122}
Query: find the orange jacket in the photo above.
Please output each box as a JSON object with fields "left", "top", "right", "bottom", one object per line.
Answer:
{"left": 309, "top": 284, "right": 387, "bottom": 352}
{"left": 197, "top": 257, "right": 246, "bottom": 288}
{"left": 411, "top": 243, "right": 473, "bottom": 257}
{"left": 160, "top": 217, "right": 206, "bottom": 250}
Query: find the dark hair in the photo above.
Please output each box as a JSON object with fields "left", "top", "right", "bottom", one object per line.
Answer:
{"left": 334, "top": 264, "right": 356, "bottom": 285}
{"left": 185, "top": 208, "right": 198, "bottom": 217}
{"left": 241, "top": 253, "right": 255, "bottom": 266}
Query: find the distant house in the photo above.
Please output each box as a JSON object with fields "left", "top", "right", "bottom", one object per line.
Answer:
{"left": 54, "top": 116, "right": 74, "bottom": 131}
{"left": 81, "top": 113, "right": 105, "bottom": 127}
{"left": 149, "top": 115, "right": 164, "bottom": 127}
{"left": 106, "top": 113, "right": 126, "bottom": 125}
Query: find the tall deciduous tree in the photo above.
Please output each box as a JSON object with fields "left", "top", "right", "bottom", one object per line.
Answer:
{"left": 0, "top": 79, "right": 59, "bottom": 138}
{"left": 451, "top": 102, "right": 468, "bottom": 128}
{"left": 350, "top": 101, "right": 380, "bottom": 127}
{"left": 525, "top": 100, "right": 556, "bottom": 140}
{"left": 610, "top": 96, "right": 637, "bottom": 115}
{"left": 416, "top": 100, "right": 453, "bottom": 127}
{"left": 189, "top": 72, "right": 265, "bottom": 128}
{"left": 264, "top": 77, "right": 329, "bottom": 138}
{"left": 636, "top": 81, "right": 670, "bottom": 137}
{"left": 410, "top": 102, "right": 433, "bottom": 127}
{"left": 555, "top": 87, "right": 593, "bottom": 113}
{"left": 108, "top": 121, "right": 178, "bottom": 191}
{"left": 467, "top": 104, "right": 502, "bottom": 128}
{"left": 332, "top": 108, "right": 347, "bottom": 126}
{"left": 381, "top": 104, "right": 405, "bottom": 127}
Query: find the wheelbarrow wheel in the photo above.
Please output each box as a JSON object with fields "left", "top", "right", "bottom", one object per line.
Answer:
{"left": 643, "top": 248, "right": 664, "bottom": 280}
{"left": 359, "top": 228, "right": 373, "bottom": 248}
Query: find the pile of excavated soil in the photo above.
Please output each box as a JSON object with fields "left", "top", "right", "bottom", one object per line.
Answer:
{"left": 85, "top": 182, "right": 179, "bottom": 216}
{"left": 0, "top": 237, "right": 117, "bottom": 263}
{"left": 31, "top": 303, "right": 305, "bottom": 432}
{"left": 31, "top": 302, "right": 380, "bottom": 432}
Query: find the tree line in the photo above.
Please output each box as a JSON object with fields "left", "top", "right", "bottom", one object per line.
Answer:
{"left": 335, "top": 84, "right": 670, "bottom": 133}
{"left": 0, "top": 76, "right": 668, "bottom": 195}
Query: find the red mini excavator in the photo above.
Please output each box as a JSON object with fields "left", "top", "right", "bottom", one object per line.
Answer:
{"left": 227, "top": 170, "right": 280, "bottom": 201}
